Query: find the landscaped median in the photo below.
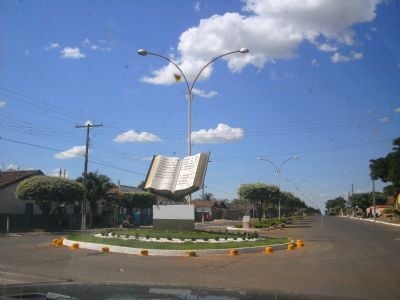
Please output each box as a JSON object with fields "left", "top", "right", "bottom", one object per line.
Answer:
{"left": 63, "top": 229, "right": 291, "bottom": 256}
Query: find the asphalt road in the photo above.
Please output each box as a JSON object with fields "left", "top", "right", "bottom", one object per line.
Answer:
{"left": 1, "top": 216, "right": 399, "bottom": 299}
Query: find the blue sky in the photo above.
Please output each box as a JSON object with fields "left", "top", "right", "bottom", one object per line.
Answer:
{"left": 1, "top": 0, "right": 399, "bottom": 212}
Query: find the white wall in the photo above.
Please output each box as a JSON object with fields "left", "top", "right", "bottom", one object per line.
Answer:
{"left": 153, "top": 204, "right": 194, "bottom": 220}
{"left": 0, "top": 182, "right": 41, "bottom": 214}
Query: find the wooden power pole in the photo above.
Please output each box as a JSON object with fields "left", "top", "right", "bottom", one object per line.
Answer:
{"left": 76, "top": 123, "right": 102, "bottom": 231}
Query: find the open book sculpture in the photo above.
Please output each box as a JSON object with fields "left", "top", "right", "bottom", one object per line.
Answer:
{"left": 144, "top": 152, "right": 210, "bottom": 199}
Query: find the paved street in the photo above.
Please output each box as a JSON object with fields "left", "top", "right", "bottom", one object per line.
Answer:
{"left": 1, "top": 216, "right": 400, "bottom": 299}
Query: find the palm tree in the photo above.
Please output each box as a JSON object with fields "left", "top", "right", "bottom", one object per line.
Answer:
{"left": 76, "top": 171, "right": 115, "bottom": 228}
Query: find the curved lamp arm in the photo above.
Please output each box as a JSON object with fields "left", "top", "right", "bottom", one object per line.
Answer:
{"left": 137, "top": 50, "right": 191, "bottom": 93}
{"left": 138, "top": 48, "right": 249, "bottom": 95}
{"left": 257, "top": 157, "right": 279, "bottom": 176}
{"left": 278, "top": 156, "right": 299, "bottom": 175}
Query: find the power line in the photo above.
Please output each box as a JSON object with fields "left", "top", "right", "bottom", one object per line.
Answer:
{"left": 0, "top": 136, "right": 64, "bottom": 152}
{"left": 89, "top": 158, "right": 145, "bottom": 176}
{"left": 0, "top": 86, "right": 181, "bottom": 155}
{"left": 0, "top": 136, "right": 145, "bottom": 176}
{"left": 212, "top": 138, "right": 395, "bottom": 160}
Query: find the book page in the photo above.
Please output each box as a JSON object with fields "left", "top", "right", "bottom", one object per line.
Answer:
{"left": 174, "top": 153, "right": 201, "bottom": 192}
{"left": 149, "top": 156, "right": 180, "bottom": 191}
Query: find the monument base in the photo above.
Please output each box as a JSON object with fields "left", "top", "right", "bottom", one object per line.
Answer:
{"left": 153, "top": 204, "right": 195, "bottom": 231}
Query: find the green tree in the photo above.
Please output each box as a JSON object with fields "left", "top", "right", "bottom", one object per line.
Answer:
{"left": 120, "top": 192, "right": 156, "bottom": 209}
{"left": 107, "top": 191, "right": 156, "bottom": 225}
{"left": 281, "top": 191, "right": 306, "bottom": 216}
{"left": 350, "top": 192, "right": 387, "bottom": 214}
{"left": 239, "top": 183, "right": 279, "bottom": 221}
{"left": 325, "top": 197, "right": 346, "bottom": 215}
{"left": 76, "top": 172, "right": 115, "bottom": 227}
{"left": 349, "top": 193, "right": 371, "bottom": 213}
{"left": 16, "top": 176, "right": 83, "bottom": 228}
{"left": 370, "top": 137, "right": 400, "bottom": 200}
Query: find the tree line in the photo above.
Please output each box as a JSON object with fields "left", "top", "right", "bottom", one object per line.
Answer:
{"left": 325, "top": 137, "right": 400, "bottom": 215}
{"left": 15, "top": 171, "right": 156, "bottom": 229}
{"left": 237, "top": 183, "right": 320, "bottom": 220}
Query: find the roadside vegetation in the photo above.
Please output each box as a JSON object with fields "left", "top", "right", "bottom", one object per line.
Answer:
{"left": 234, "top": 216, "right": 304, "bottom": 229}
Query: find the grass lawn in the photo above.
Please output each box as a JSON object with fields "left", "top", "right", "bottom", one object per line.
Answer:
{"left": 68, "top": 229, "right": 289, "bottom": 250}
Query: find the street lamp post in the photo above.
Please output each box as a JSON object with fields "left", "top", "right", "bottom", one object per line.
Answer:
{"left": 285, "top": 178, "right": 310, "bottom": 212}
{"left": 202, "top": 184, "right": 207, "bottom": 223}
{"left": 257, "top": 156, "right": 299, "bottom": 220}
{"left": 285, "top": 179, "right": 308, "bottom": 192}
{"left": 138, "top": 48, "right": 249, "bottom": 157}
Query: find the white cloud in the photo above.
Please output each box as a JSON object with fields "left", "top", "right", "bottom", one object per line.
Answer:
{"left": 113, "top": 130, "right": 161, "bottom": 143}
{"left": 318, "top": 43, "right": 337, "bottom": 52}
{"left": 141, "top": 0, "right": 379, "bottom": 84}
{"left": 55, "top": 145, "right": 86, "bottom": 160}
{"left": 82, "top": 38, "right": 112, "bottom": 52}
{"left": 268, "top": 70, "right": 294, "bottom": 81}
{"left": 45, "top": 43, "right": 60, "bottom": 50}
{"left": 394, "top": 107, "right": 400, "bottom": 113}
{"left": 132, "top": 156, "right": 153, "bottom": 161}
{"left": 194, "top": 2, "right": 201, "bottom": 12}
{"left": 82, "top": 38, "right": 91, "bottom": 47}
{"left": 311, "top": 59, "right": 318, "bottom": 67}
{"left": 0, "top": 100, "right": 6, "bottom": 108}
{"left": 192, "top": 88, "right": 218, "bottom": 98}
{"left": 61, "top": 47, "right": 85, "bottom": 59}
{"left": 6, "top": 164, "right": 20, "bottom": 171}
{"left": 379, "top": 117, "right": 389, "bottom": 123}
{"left": 330, "top": 51, "right": 363, "bottom": 63}
{"left": 48, "top": 169, "right": 69, "bottom": 178}
{"left": 191, "top": 123, "right": 244, "bottom": 144}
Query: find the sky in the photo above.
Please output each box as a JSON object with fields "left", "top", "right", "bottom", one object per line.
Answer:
{"left": 1, "top": 0, "right": 399, "bottom": 212}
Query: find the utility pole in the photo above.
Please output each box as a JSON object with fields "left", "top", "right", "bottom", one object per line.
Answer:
{"left": 59, "top": 168, "right": 67, "bottom": 178}
{"left": 76, "top": 123, "right": 102, "bottom": 231}
{"left": 372, "top": 179, "right": 376, "bottom": 221}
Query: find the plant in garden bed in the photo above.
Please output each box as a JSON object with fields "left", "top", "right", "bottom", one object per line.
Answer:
{"left": 68, "top": 232, "right": 289, "bottom": 250}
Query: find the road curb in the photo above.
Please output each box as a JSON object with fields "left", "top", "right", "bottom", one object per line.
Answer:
{"left": 62, "top": 238, "right": 293, "bottom": 257}
{"left": 345, "top": 216, "right": 400, "bottom": 227}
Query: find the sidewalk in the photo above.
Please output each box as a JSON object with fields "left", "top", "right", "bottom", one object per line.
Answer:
{"left": 345, "top": 215, "right": 400, "bottom": 227}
